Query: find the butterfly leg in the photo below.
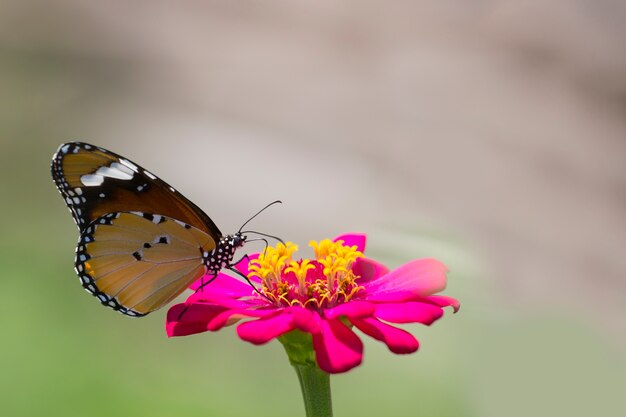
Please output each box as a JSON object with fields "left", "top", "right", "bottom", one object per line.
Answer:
{"left": 227, "top": 266, "right": 272, "bottom": 303}
{"left": 194, "top": 272, "right": 219, "bottom": 293}
{"left": 176, "top": 273, "right": 218, "bottom": 321}
{"left": 228, "top": 238, "right": 270, "bottom": 273}
{"left": 230, "top": 253, "right": 251, "bottom": 268}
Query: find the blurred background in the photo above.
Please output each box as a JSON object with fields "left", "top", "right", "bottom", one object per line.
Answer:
{"left": 1, "top": 1, "right": 625, "bottom": 416}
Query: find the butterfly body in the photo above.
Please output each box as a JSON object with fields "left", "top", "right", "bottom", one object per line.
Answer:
{"left": 52, "top": 142, "right": 247, "bottom": 317}
{"left": 206, "top": 233, "right": 247, "bottom": 274}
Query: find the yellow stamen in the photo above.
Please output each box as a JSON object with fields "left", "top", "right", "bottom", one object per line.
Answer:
{"left": 284, "top": 259, "right": 316, "bottom": 294}
{"left": 249, "top": 242, "right": 298, "bottom": 288}
{"left": 248, "top": 238, "right": 364, "bottom": 308}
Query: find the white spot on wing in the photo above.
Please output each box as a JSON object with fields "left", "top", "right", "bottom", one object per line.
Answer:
{"left": 144, "top": 170, "right": 157, "bottom": 180}
{"left": 61, "top": 144, "right": 70, "bottom": 154}
{"left": 96, "top": 163, "right": 133, "bottom": 180}
{"left": 119, "top": 158, "right": 139, "bottom": 172}
{"left": 81, "top": 174, "right": 104, "bottom": 186}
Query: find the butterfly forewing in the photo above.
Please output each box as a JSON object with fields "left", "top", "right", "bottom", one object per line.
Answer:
{"left": 76, "top": 212, "right": 215, "bottom": 316}
{"left": 51, "top": 142, "right": 222, "bottom": 237}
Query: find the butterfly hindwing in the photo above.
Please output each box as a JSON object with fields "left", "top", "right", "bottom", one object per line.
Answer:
{"left": 75, "top": 212, "right": 216, "bottom": 316}
{"left": 51, "top": 142, "right": 222, "bottom": 237}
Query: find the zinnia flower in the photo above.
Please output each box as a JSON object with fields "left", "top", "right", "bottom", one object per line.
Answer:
{"left": 166, "top": 233, "right": 459, "bottom": 373}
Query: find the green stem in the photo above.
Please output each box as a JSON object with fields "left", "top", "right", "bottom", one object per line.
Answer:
{"left": 279, "top": 330, "right": 334, "bottom": 417}
{"left": 293, "top": 364, "right": 333, "bottom": 417}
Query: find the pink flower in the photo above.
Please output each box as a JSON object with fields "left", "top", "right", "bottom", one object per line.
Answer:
{"left": 166, "top": 233, "right": 459, "bottom": 374}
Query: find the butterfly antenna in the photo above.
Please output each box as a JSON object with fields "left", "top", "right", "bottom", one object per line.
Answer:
{"left": 238, "top": 200, "right": 282, "bottom": 233}
{"left": 243, "top": 237, "right": 271, "bottom": 256}
{"left": 241, "top": 230, "right": 285, "bottom": 245}
{"left": 245, "top": 237, "right": 270, "bottom": 247}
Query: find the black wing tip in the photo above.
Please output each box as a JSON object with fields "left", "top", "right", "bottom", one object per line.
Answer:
{"left": 53, "top": 141, "right": 99, "bottom": 159}
{"left": 57, "top": 140, "right": 94, "bottom": 148}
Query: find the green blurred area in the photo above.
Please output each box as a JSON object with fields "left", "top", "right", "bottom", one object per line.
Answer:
{"left": 1, "top": 11, "right": 625, "bottom": 417}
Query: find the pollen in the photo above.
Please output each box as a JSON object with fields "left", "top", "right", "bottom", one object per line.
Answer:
{"left": 248, "top": 239, "right": 364, "bottom": 309}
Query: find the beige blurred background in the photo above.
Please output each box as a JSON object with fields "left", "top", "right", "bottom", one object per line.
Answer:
{"left": 1, "top": 1, "right": 625, "bottom": 417}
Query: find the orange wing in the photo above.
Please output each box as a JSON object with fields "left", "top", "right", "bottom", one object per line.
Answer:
{"left": 75, "top": 212, "right": 215, "bottom": 316}
{"left": 51, "top": 142, "right": 222, "bottom": 237}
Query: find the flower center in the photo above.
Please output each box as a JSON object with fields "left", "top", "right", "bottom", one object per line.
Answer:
{"left": 248, "top": 239, "right": 364, "bottom": 309}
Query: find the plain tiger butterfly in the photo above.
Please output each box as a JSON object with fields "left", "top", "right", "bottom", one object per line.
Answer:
{"left": 51, "top": 142, "right": 277, "bottom": 317}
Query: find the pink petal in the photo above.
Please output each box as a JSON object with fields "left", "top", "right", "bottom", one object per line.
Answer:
{"left": 353, "top": 257, "right": 390, "bottom": 283}
{"left": 351, "top": 317, "right": 419, "bottom": 354}
{"left": 374, "top": 302, "right": 444, "bottom": 325}
{"left": 189, "top": 272, "right": 252, "bottom": 296}
{"left": 237, "top": 311, "right": 295, "bottom": 344}
{"left": 424, "top": 295, "right": 461, "bottom": 313}
{"left": 324, "top": 301, "right": 375, "bottom": 320}
{"left": 186, "top": 291, "right": 265, "bottom": 309}
{"left": 312, "top": 318, "right": 363, "bottom": 374}
{"left": 362, "top": 291, "right": 420, "bottom": 303}
{"left": 333, "top": 233, "right": 366, "bottom": 252}
{"left": 290, "top": 307, "right": 321, "bottom": 333}
{"left": 166, "top": 320, "right": 209, "bottom": 337}
{"left": 207, "top": 307, "right": 276, "bottom": 331}
{"left": 166, "top": 303, "right": 223, "bottom": 337}
{"left": 362, "top": 259, "right": 448, "bottom": 301}
{"left": 166, "top": 301, "right": 222, "bottom": 322}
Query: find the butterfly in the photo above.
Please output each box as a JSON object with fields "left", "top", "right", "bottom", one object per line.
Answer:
{"left": 51, "top": 142, "right": 276, "bottom": 317}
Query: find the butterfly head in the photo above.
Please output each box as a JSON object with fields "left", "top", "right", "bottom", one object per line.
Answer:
{"left": 230, "top": 232, "right": 247, "bottom": 249}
